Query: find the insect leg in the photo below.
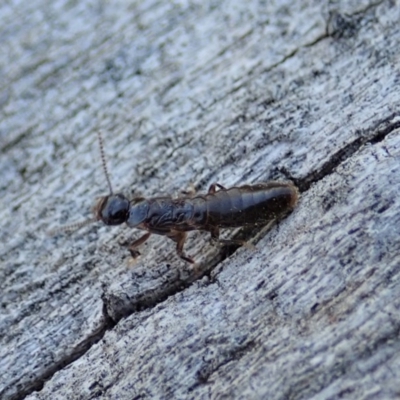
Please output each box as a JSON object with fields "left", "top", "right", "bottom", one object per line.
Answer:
{"left": 208, "top": 183, "right": 226, "bottom": 194}
{"left": 128, "top": 232, "right": 151, "bottom": 258}
{"left": 168, "top": 231, "right": 195, "bottom": 263}
{"left": 209, "top": 225, "right": 255, "bottom": 249}
{"left": 209, "top": 226, "right": 220, "bottom": 245}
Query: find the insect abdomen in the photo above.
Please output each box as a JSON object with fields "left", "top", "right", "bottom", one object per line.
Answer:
{"left": 205, "top": 183, "right": 298, "bottom": 228}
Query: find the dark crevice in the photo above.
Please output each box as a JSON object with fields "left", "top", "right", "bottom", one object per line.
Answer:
{"left": 7, "top": 303, "right": 116, "bottom": 400}
{"left": 99, "top": 111, "right": 400, "bottom": 328}
{"left": 15, "top": 78, "right": 398, "bottom": 400}
{"left": 101, "top": 249, "right": 229, "bottom": 321}
{"left": 101, "top": 111, "right": 400, "bottom": 351}
{"left": 19, "top": 88, "right": 397, "bottom": 400}
{"left": 9, "top": 250, "right": 234, "bottom": 399}
{"left": 16, "top": 103, "right": 397, "bottom": 400}
{"left": 294, "top": 113, "right": 400, "bottom": 192}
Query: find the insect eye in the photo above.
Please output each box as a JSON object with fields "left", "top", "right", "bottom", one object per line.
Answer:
{"left": 100, "top": 194, "right": 130, "bottom": 225}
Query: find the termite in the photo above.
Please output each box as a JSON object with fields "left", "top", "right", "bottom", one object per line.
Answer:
{"left": 57, "top": 132, "right": 298, "bottom": 263}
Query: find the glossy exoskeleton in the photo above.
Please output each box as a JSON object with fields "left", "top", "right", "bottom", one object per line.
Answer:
{"left": 57, "top": 132, "right": 298, "bottom": 263}
{"left": 94, "top": 181, "right": 298, "bottom": 263}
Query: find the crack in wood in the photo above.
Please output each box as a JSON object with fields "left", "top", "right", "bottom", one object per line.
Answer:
{"left": 14, "top": 112, "right": 399, "bottom": 400}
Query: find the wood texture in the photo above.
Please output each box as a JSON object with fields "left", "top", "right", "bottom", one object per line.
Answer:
{"left": 1, "top": 0, "right": 400, "bottom": 399}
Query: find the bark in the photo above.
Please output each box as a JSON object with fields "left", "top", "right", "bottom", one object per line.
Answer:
{"left": 1, "top": 0, "right": 400, "bottom": 399}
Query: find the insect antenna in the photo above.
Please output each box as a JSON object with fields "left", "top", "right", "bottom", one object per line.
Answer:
{"left": 97, "top": 130, "right": 114, "bottom": 194}
{"left": 48, "top": 131, "right": 113, "bottom": 236}
{"left": 47, "top": 217, "right": 98, "bottom": 236}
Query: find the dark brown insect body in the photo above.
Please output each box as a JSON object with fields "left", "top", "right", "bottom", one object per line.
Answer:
{"left": 95, "top": 181, "right": 298, "bottom": 263}
{"left": 56, "top": 132, "right": 298, "bottom": 263}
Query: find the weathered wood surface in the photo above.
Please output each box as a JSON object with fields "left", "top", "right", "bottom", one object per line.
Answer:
{"left": 1, "top": 0, "right": 400, "bottom": 399}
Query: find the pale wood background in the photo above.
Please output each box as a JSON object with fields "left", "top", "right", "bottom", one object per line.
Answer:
{"left": 1, "top": 0, "right": 400, "bottom": 399}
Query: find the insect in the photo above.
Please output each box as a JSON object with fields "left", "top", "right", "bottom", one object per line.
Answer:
{"left": 58, "top": 132, "right": 298, "bottom": 263}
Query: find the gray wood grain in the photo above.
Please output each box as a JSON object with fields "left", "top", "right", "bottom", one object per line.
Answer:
{"left": 1, "top": 0, "right": 400, "bottom": 399}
